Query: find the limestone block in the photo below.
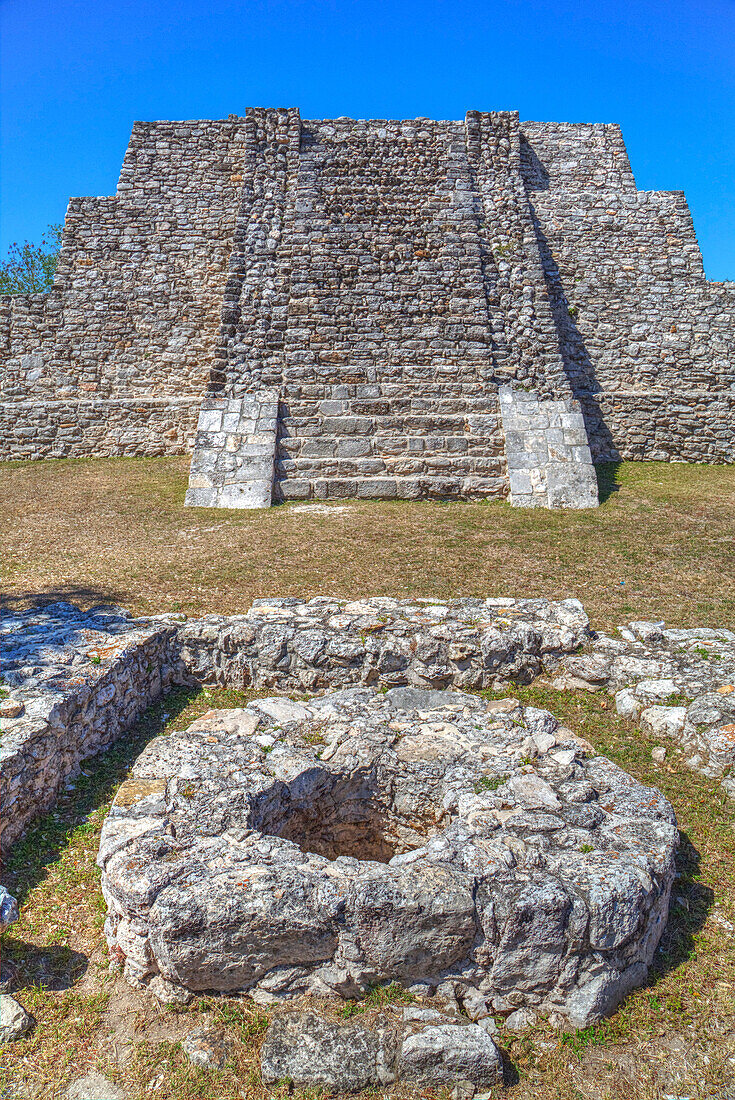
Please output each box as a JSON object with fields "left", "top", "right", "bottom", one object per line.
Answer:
{"left": 185, "top": 390, "right": 279, "bottom": 509}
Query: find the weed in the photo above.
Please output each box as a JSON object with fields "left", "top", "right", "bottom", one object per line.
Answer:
{"left": 338, "top": 981, "right": 414, "bottom": 1017}
{"left": 473, "top": 774, "right": 506, "bottom": 794}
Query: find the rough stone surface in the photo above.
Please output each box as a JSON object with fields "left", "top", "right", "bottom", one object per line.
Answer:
{"left": 553, "top": 619, "right": 735, "bottom": 796}
{"left": 98, "top": 686, "right": 678, "bottom": 1027}
{"left": 0, "top": 995, "right": 32, "bottom": 1043}
{"left": 184, "top": 392, "right": 279, "bottom": 508}
{"left": 0, "top": 603, "right": 182, "bottom": 852}
{"left": 0, "top": 886, "right": 19, "bottom": 934}
{"left": 6, "top": 593, "right": 731, "bottom": 868}
{"left": 260, "top": 1011, "right": 396, "bottom": 1091}
{"left": 259, "top": 1007, "right": 502, "bottom": 1091}
{"left": 521, "top": 121, "right": 735, "bottom": 465}
{"left": 4, "top": 111, "right": 730, "bottom": 506}
{"left": 182, "top": 1027, "right": 232, "bottom": 1069}
{"left": 397, "top": 1018, "right": 503, "bottom": 1087}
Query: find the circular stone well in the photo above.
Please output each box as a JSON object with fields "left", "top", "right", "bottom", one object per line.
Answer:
{"left": 98, "top": 686, "right": 678, "bottom": 1027}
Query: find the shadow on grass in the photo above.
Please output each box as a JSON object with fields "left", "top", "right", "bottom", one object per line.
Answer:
{"left": 595, "top": 461, "right": 623, "bottom": 504}
{"left": 645, "top": 828, "right": 713, "bottom": 987}
{"left": 2, "top": 687, "right": 199, "bottom": 905}
{"left": 1, "top": 583, "right": 131, "bottom": 613}
{"left": 1, "top": 939, "right": 88, "bottom": 993}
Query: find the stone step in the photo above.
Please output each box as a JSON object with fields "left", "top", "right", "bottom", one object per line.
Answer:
{"left": 280, "top": 411, "right": 502, "bottom": 436}
{"left": 276, "top": 453, "right": 506, "bottom": 480}
{"left": 278, "top": 433, "right": 504, "bottom": 459}
{"left": 281, "top": 397, "right": 502, "bottom": 419}
{"left": 277, "top": 472, "right": 509, "bottom": 502}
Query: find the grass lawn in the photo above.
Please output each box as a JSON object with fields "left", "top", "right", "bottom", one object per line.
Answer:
{"left": 1, "top": 455, "right": 734, "bottom": 1099}
{"left": 1, "top": 456, "right": 734, "bottom": 630}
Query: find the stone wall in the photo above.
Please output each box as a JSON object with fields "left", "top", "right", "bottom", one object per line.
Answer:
{"left": 0, "top": 118, "right": 252, "bottom": 458}
{"left": 0, "top": 605, "right": 182, "bottom": 852}
{"left": 0, "top": 596, "right": 589, "bottom": 852}
{"left": 4, "top": 595, "right": 735, "bottom": 853}
{"left": 1, "top": 110, "right": 732, "bottom": 482}
{"left": 0, "top": 396, "right": 200, "bottom": 459}
{"left": 521, "top": 122, "right": 735, "bottom": 463}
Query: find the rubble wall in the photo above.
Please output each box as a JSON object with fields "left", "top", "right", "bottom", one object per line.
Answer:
{"left": 521, "top": 121, "right": 734, "bottom": 462}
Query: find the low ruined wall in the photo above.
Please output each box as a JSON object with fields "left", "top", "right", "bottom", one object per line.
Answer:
{"left": 0, "top": 597, "right": 589, "bottom": 852}
{"left": 4, "top": 594, "right": 735, "bottom": 855}
{"left": 175, "top": 596, "right": 590, "bottom": 693}
{"left": 0, "top": 606, "right": 182, "bottom": 852}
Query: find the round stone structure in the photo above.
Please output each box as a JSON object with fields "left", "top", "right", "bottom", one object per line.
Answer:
{"left": 98, "top": 687, "right": 678, "bottom": 1026}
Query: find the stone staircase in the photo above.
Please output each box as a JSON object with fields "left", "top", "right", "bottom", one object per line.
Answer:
{"left": 182, "top": 110, "right": 598, "bottom": 509}
{"left": 275, "top": 382, "right": 507, "bottom": 500}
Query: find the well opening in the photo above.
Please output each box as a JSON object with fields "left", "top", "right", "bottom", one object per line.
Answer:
{"left": 253, "top": 768, "right": 435, "bottom": 864}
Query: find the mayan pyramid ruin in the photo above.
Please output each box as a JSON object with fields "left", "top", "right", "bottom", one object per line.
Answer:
{"left": 1, "top": 109, "right": 733, "bottom": 508}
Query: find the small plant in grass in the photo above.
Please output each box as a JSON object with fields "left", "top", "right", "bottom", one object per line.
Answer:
{"left": 559, "top": 1023, "right": 608, "bottom": 1057}
{"left": 338, "top": 981, "right": 414, "bottom": 1017}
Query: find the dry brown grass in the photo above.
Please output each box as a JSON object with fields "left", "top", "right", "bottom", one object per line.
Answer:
{"left": 1, "top": 456, "right": 733, "bottom": 630}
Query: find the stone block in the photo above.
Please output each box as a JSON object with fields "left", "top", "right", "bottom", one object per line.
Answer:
{"left": 279, "top": 479, "right": 311, "bottom": 500}
{"left": 218, "top": 481, "right": 273, "bottom": 509}
{"left": 508, "top": 471, "right": 533, "bottom": 495}
{"left": 197, "top": 409, "right": 223, "bottom": 433}
{"left": 183, "top": 486, "right": 218, "bottom": 507}
{"left": 336, "top": 438, "right": 372, "bottom": 458}
{"left": 357, "top": 478, "right": 398, "bottom": 498}
{"left": 563, "top": 428, "right": 589, "bottom": 446}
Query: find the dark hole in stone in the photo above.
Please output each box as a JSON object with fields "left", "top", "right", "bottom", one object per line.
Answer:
{"left": 254, "top": 768, "right": 433, "bottom": 864}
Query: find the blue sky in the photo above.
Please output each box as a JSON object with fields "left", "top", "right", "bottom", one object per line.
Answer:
{"left": 2, "top": 0, "right": 734, "bottom": 279}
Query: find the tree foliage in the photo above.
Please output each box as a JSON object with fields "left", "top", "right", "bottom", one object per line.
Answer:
{"left": 0, "top": 224, "right": 64, "bottom": 296}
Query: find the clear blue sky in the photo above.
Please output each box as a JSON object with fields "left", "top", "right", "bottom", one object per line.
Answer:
{"left": 2, "top": 0, "right": 734, "bottom": 279}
